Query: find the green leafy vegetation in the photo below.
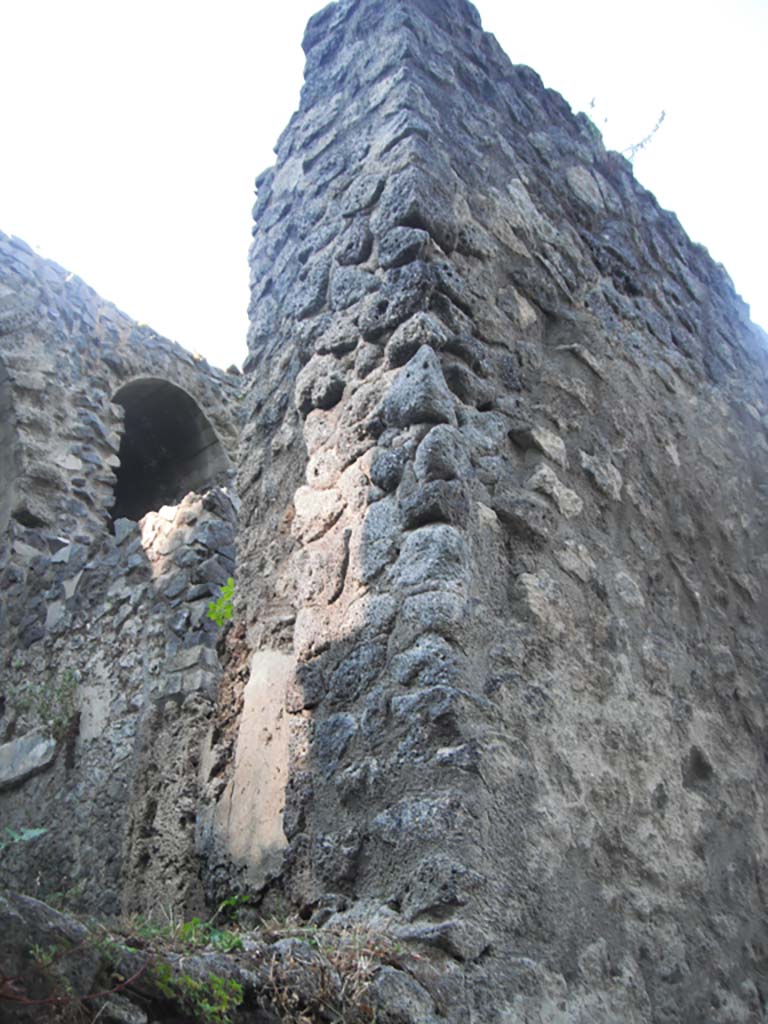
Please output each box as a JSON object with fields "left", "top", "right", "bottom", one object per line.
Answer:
{"left": 152, "top": 962, "right": 243, "bottom": 1024}
{"left": 123, "top": 895, "right": 247, "bottom": 953}
{"left": 207, "top": 576, "right": 235, "bottom": 628}
{"left": 173, "top": 917, "right": 244, "bottom": 953}
{"left": 17, "top": 667, "right": 78, "bottom": 741}
{"left": 0, "top": 825, "right": 47, "bottom": 854}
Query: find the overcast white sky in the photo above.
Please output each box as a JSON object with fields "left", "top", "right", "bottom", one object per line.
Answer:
{"left": 1, "top": 0, "right": 765, "bottom": 370}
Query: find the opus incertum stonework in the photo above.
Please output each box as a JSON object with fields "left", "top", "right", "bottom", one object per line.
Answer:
{"left": 2, "top": 1, "right": 767, "bottom": 1021}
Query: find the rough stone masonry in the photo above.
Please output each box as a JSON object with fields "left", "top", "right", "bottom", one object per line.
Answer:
{"left": 0, "top": 231, "right": 241, "bottom": 915}
{"left": 3, "top": 0, "right": 768, "bottom": 1020}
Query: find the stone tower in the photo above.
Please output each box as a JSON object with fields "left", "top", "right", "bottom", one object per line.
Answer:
{"left": 2, "top": 0, "right": 768, "bottom": 1020}
{"left": 218, "top": 0, "right": 768, "bottom": 1018}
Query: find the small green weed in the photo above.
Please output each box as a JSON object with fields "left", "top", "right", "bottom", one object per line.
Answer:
{"left": 17, "top": 667, "right": 78, "bottom": 741}
{"left": 0, "top": 826, "right": 47, "bottom": 854}
{"left": 152, "top": 962, "right": 243, "bottom": 1024}
{"left": 175, "top": 917, "right": 243, "bottom": 953}
{"left": 29, "top": 943, "right": 58, "bottom": 970}
{"left": 44, "top": 884, "right": 85, "bottom": 914}
{"left": 120, "top": 909, "right": 243, "bottom": 954}
{"left": 207, "top": 577, "right": 235, "bottom": 628}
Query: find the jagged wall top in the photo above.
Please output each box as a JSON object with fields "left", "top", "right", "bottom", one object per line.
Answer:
{"left": 234, "top": 2, "right": 768, "bottom": 1020}
{"left": 248, "top": 0, "right": 766, "bottom": 390}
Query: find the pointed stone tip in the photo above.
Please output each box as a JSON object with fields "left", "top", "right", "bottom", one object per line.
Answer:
{"left": 302, "top": 0, "right": 345, "bottom": 55}
{"left": 302, "top": 0, "right": 483, "bottom": 56}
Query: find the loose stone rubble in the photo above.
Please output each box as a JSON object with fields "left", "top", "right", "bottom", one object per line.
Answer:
{"left": 2, "top": 0, "right": 768, "bottom": 1021}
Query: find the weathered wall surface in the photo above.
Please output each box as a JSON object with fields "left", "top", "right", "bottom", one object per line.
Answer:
{"left": 0, "top": 233, "right": 239, "bottom": 914}
{"left": 3, "top": 1, "right": 768, "bottom": 1020}
{"left": 206, "top": 0, "right": 768, "bottom": 1020}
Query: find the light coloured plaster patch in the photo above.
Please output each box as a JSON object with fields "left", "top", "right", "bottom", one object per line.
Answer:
{"left": 212, "top": 650, "right": 293, "bottom": 888}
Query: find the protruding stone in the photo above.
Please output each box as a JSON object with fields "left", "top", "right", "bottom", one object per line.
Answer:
{"left": 399, "top": 479, "right": 470, "bottom": 529}
{"left": 358, "top": 261, "right": 436, "bottom": 340}
{"left": 390, "top": 633, "right": 464, "bottom": 689}
{"left": 294, "top": 354, "right": 346, "bottom": 415}
{"left": 379, "top": 225, "right": 431, "bottom": 269}
{"left": 0, "top": 731, "right": 57, "bottom": 791}
{"left": 335, "top": 215, "right": 373, "bottom": 266}
{"left": 329, "top": 267, "right": 378, "bottom": 311}
{"left": 508, "top": 420, "right": 568, "bottom": 468}
{"left": 368, "top": 967, "right": 442, "bottom": 1024}
{"left": 580, "top": 450, "right": 623, "bottom": 500}
{"left": 383, "top": 346, "right": 457, "bottom": 428}
{"left": 370, "top": 447, "right": 408, "bottom": 492}
{"left": 385, "top": 311, "right": 449, "bottom": 368}
{"left": 526, "top": 463, "right": 583, "bottom": 518}
{"left": 371, "top": 166, "right": 457, "bottom": 253}
{"left": 555, "top": 540, "right": 596, "bottom": 582}
{"left": 414, "top": 423, "right": 470, "bottom": 482}
{"left": 395, "top": 523, "right": 467, "bottom": 591}
{"left": 492, "top": 487, "right": 555, "bottom": 543}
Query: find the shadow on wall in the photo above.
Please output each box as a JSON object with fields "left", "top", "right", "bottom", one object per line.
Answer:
{"left": 0, "top": 483, "right": 239, "bottom": 915}
{"left": 0, "top": 354, "right": 18, "bottom": 537}
{"left": 111, "top": 378, "right": 232, "bottom": 524}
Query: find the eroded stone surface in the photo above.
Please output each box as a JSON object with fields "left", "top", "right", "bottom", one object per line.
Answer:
{"left": 0, "top": 731, "right": 57, "bottom": 791}
{"left": 0, "top": 234, "right": 238, "bottom": 914}
{"left": 3, "top": 0, "right": 768, "bottom": 1021}
{"left": 234, "top": 1, "right": 768, "bottom": 1020}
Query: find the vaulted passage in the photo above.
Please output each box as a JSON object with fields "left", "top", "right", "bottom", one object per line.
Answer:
{"left": 111, "top": 378, "right": 230, "bottom": 522}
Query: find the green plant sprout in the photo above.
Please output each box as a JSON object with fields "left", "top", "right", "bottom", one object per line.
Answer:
{"left": 152, "top": 962, "right": 243, "bottom": 1024}
{"left": 207, "top": 577, "right": 234, "bottom": 628}
{"left": 18, "top": 668, "right": 78, "bottom": 741}
{"left": 0, "top": 826, "right": 48, "bottom": 854}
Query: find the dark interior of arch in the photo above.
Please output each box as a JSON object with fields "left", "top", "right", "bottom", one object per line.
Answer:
{"left": 111, "top": 378, "right": 231, "bottom": 523}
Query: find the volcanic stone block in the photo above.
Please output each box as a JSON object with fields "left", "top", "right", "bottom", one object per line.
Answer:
{"left": 383, "top": 346, "right": 457, "bottom": 428}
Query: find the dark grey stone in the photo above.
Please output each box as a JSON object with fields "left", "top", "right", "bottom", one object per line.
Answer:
{"left": 312, "top": 713, "right": 357, "bottom": 777}
{"left": 327, "top": 641, "right": 388, "bottom": 705}
{"left": 329, "top": 266, "right": 379, "bottom": 311}
{"left": 414, "top": 424, "right": 470, "bottom": 482}
{"left": 385, "top": 310, "right": 449, "bottom": 368}
{"left": 370, "top": 447, "right": 408, "bottom": 492}
{"left": 389, "top": 633, "right": 465, "bottom": 689}
{"left": 341, "top": 173, "right": 385, "bottom": 215}
{"left": 358, "top": 261, "right": 436, "bottom": 340}
{"left": 294, "top": 354, "right": 346, "bottom": 416}
{"left": 399, "top": 479, "right": 470, "bottom": 529}
{"left": 379, "top": 226, "right": 430, "bottom": 269}
{"left": 371, "top": 166, "right": 458, "bottom": 253}
{"left": 291, "top": 255, "right": 330, "bottom": 320}
{"left": 360, "top": 497, "right": 401, "bottom": 582}
{"left": 395, "top": 523, "right": 467, "bottom": 591}
{"left": 367, "top": 967, "right": 442, "bottom": 1024}
{"left": 491, "top": 488, "right": 555, "bottom": 544}
{"left": 335, "top": 215, "right": 373, "bottom": 266}
{"left": 383, "top": 346, "right": 456, "bottom": 428}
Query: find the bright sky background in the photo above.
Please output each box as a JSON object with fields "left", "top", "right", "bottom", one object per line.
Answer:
{"left": 1, "top": 0, "right": 765, "bottom": 370}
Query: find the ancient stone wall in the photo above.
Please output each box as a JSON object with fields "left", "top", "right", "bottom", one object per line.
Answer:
{"left": 0, "top": 232, "right": 239, "bottom": 914}
{"left": 2, "top": 1, "right": 768, "bottom": 1020}
{"left": 202, "top": 0, "right": 768, "bottom": 1019}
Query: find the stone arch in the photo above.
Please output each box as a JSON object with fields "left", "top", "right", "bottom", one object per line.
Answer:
{"left": 111, "top": 377, "right": 232, "bottom": 522}
{"left": 0, "top": 354, "right": 19, "bottom": 538}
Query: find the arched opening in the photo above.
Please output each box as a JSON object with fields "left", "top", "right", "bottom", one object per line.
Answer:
{"left": 0, "top": 357, "right": 18, "bottom": 538}
{"left": 111, "top": 378, "right": 231, "bottom": 523}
